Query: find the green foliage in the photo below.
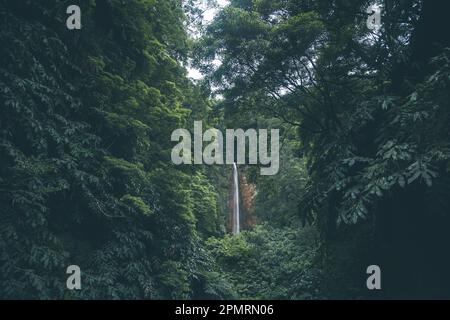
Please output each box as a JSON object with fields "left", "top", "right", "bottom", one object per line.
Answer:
{"left": 197, "top": 0, "right": 450, "bottom": 227}
{"left": 206, "top": 224, "right": 323, "bottom": 299}
{"left": 198, "top": 0, "right": 450, "bottom": 298}
{"left": 0, "top": 0, "right": 225, "bottom": 299}
{"left": 253, "top": 131, "right": 309, "bottom": 226}
{"left": 2, "top": 0, "right": 450, "bottom": 300}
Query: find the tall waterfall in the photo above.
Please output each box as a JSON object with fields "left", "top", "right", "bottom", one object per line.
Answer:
{"left": 232, "top": 163, "right": 240, "bottom": 235}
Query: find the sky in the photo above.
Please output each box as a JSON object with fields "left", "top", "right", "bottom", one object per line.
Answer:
{"left": 203, "top": 0, "right": 229, "bottom": 23}
{"left": 187, "top": 0, "right": 229, "bottom": 80}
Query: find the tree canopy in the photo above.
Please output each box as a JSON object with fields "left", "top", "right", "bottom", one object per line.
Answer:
{"left": 1, "top": 0, "right": 450, "bottom": 300}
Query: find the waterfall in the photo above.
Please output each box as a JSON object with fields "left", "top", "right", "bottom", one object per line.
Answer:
{"left": 232, "top": 163, "right": 240, "bottom": 235}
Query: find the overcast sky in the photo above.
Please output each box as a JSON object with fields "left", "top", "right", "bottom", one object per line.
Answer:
{"left": 203, "top": 0, "right": 229, "bottom": 22}
{"left": 188, "top": 0, "right": 229, "bottom": 80}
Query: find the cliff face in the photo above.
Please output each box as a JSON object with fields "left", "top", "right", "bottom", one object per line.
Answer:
{"left": 227, "top": 168, "right": 258, "bottom": 233}
{"left": 240, "top": 174, "right": 257, "bottom": 228}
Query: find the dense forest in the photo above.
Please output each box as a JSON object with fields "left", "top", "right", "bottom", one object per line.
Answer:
{"left": 0, "top": 0, "right": 449, "bottom": 300}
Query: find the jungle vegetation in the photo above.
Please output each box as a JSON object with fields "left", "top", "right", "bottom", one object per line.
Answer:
{"left": 0, "top": 0, "right": 449, "bottom": 299}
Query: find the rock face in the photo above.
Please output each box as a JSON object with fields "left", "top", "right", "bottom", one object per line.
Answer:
{"left": 228, "top": 167, "right": 257, "bottom": 233}
{"left": 240, "top": 174, "right": 257, "bottom": 228}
